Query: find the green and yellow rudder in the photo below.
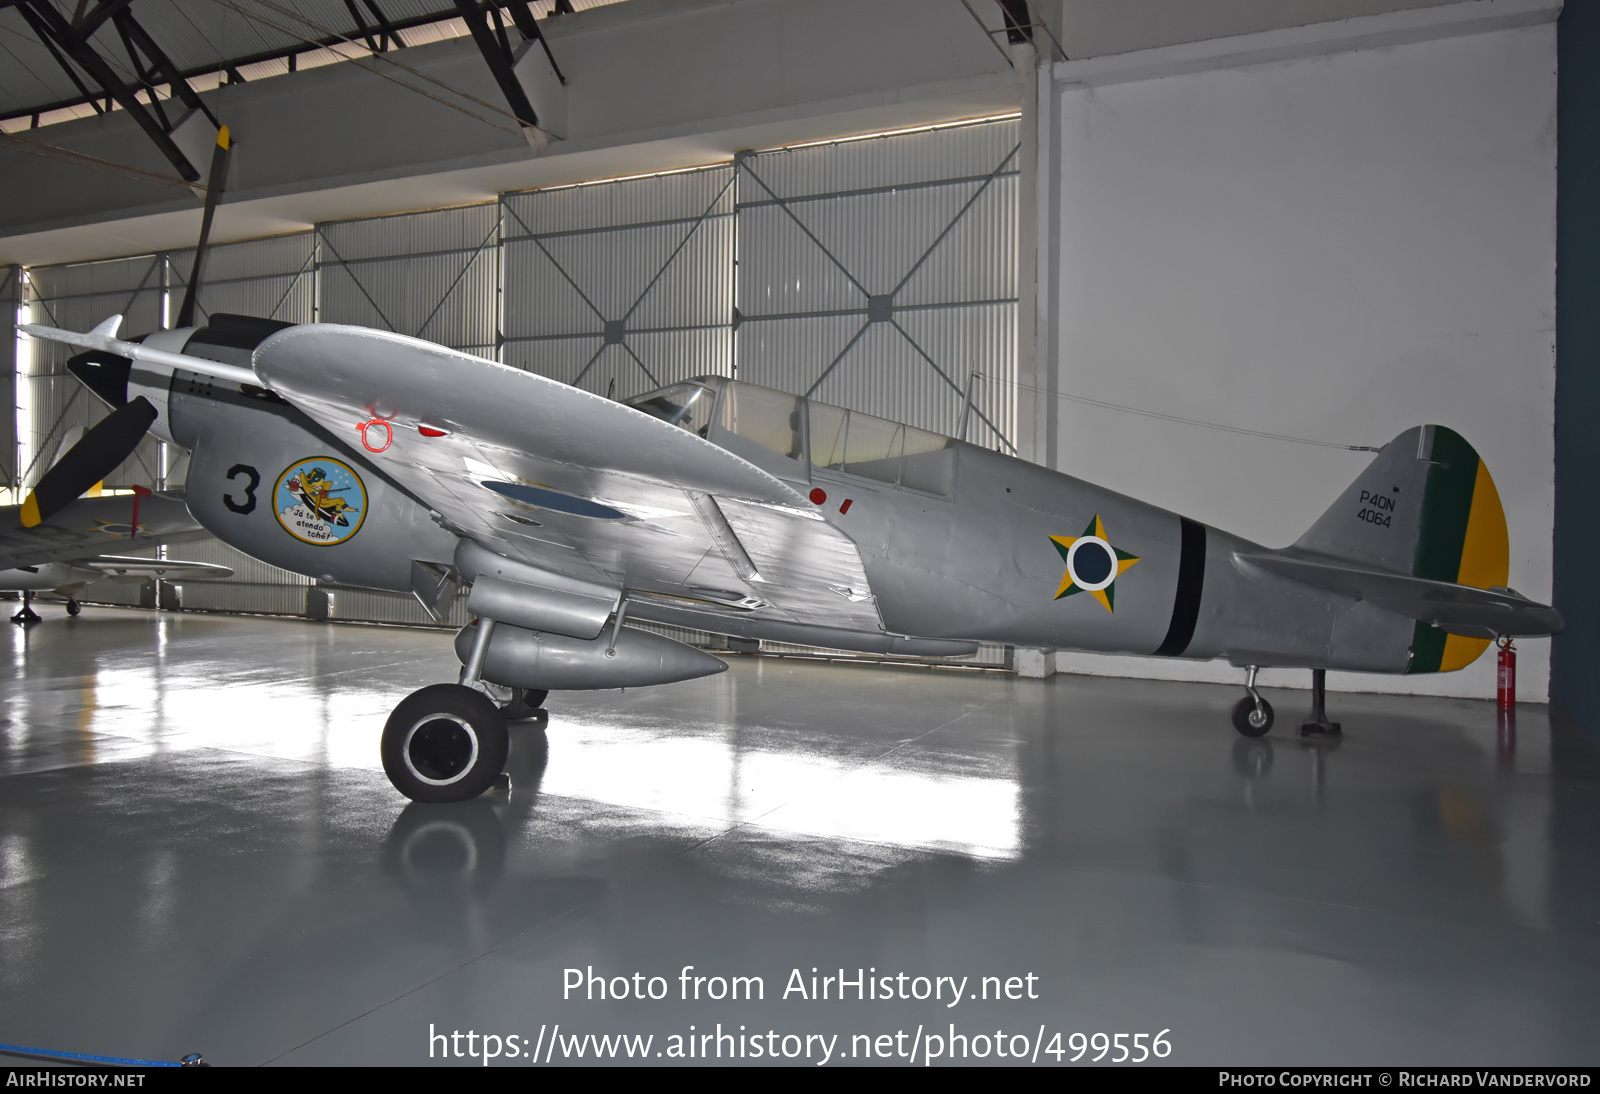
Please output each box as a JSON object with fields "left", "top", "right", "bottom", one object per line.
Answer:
{"left": 1406, "top": 426, "right": 1509, "bottom": 673}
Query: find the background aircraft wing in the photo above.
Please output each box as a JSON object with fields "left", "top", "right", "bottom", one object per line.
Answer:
{"left": 0, "top": 492, "right": 210, "bottom": 571}
{"left": 252, "top": 324, "right": 885, "bottom": 634}
{"left": 81, "top": 556, "right": 234, "bottom": 580}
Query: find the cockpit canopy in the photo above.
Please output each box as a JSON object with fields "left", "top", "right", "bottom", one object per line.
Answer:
{"left": 627, "top": 377, "right": 957, "bottom": 497}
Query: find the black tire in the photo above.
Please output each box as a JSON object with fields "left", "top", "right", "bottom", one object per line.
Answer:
{"left": 1231, "top": 695, "right": 1274, "bottom": 737}
{"left": 66, "top": 600, "right": 81, "bottom": 617}
{"left": 382, "top": 684, "right": 509, "bottom": 803}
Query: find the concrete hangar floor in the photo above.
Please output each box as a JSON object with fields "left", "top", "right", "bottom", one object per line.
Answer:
{"left": 0, "top": 607, "right": 1596, "bottom": 1068}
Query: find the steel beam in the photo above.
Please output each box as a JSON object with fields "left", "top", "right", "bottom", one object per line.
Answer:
{"left": 1, "top": 6, "right": 454, "bottom": 127}
{"left": 360, "top": 0, "right": 404, "bottom": 51}
{"left": 13, "top": 2, "right": 106, "bottom": 115}
{"left": 67, "top": 0, "right": 133, "bottom": 45}
{"left": 342, "top": 0, "right": 380, "bottom": 53}
{"left": 451, "top": 0, "right": 540, "bottom": 130}
{"left": 504, "top": 1, "right": 566, "bottom": 84}
{"left": 16, "top": 0, "right": 200, "bottom": 181}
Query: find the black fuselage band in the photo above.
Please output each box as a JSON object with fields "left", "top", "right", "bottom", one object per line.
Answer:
{"left": 1154, "top": 516, "right": 1206, "bottom": 657}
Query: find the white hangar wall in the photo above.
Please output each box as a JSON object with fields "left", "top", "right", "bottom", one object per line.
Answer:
{"left": 1034, "top": 1, "right": 1559, "bottom": 698}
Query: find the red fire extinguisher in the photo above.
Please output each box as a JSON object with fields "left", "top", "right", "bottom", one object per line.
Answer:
{"left": 1496, "top": 636, "right": 1516, "bottom": 713}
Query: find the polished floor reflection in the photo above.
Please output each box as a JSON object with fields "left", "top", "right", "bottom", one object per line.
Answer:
{"left": 1, "top": 608, "right": 1597, "bottom": 1066}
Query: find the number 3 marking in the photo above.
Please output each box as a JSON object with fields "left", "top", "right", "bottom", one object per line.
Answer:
{"left": 224, "top": 464, "right": 260, "bottom": 515}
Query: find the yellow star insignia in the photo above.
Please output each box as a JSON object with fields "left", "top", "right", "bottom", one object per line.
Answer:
{"left": 1049, "top": 514, "right": 1140, "bottom": 612}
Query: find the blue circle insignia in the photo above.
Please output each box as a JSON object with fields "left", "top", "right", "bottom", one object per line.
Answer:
{"left": 273, "top": 456, "right": 367, "bottom": 546}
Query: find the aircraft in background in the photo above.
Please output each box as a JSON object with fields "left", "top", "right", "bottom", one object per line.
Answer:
{"left": 16, "top": 309, "right": 1560, "bottom": 802}
{"left": 0, "top": 488, "right": 231, "bottom": 622}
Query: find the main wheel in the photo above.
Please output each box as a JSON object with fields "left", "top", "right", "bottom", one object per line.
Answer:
{"left": 66, "top": 600, "right": 81, "bottom": 617}
{"left": 1231, "top": 695, "right": 1274, "bottom": 737}
{"left": 382, "top": 684, "right": 509, "bottom": 803}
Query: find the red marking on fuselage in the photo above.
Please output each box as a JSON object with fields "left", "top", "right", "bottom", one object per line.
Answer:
{"left": 357, "top": 418, "right": 393, "bottom": 453}
{"left": 809, "top": 488, "right": 827, "bottom": 505}
{"left": 418, "top": 425, "right": 448, "bottom": 438}
{"left": 839, "top": 499, "right": 853, "bottom": 514}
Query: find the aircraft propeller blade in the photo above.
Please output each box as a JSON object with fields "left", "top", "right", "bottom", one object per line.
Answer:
{"left": 175, "top": 125, "right": 232, "bottom": 330}
{"left": 20, "top": 397, "right": 158, "bottom": 528}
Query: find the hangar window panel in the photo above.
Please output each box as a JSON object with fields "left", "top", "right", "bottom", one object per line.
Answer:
{"left": 317, "top": 203, "right": 499, "bottom": 356}
{"left": 502, "top": 165, "right": 733, "bottom": 402}
{"left": 734, "top": 117, "right": 1018, "bottom": 453}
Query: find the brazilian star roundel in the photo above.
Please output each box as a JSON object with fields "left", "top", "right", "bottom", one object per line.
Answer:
{"left": 274, "top": 456, "right": 367, "bottom": 546}
{"left": 1050, "top": 514, "right": 1140, "bottom": 612}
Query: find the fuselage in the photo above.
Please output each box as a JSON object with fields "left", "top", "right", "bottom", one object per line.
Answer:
{"left": 819, "top": 445, "right": 1410, "bottom": 673}
{"left": 129, "top": 323, "right": 1412, "bottom": 675}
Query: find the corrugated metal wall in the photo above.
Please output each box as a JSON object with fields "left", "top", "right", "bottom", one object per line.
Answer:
{"left": 502, "top": 165, "right": 735, "bottom": 400}
{"left": 17, "top": 118, "right": 1019, "bottom": 665}
{"left": 735, "top": 118, "right": 1019, "bottom": 450}
{"left": 1, "top": 266, "right": 17, "bottom": 493}
{"left": 22, "top": 255, "right": 166, "bottom": 491}
{"left": 318, "top": 204, "right": 499, "bottom": 355}
{"left": 168, "top": 232, "right": 317, "bottom": 327}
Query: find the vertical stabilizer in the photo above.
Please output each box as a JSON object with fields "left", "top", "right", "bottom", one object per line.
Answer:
{"left": 1293, "top": 425, "right": 1509, "bottom": 672}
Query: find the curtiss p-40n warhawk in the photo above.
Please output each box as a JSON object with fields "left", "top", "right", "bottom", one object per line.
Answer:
{"left": 20, "top": 313, "right": 1561, "bottom": 802}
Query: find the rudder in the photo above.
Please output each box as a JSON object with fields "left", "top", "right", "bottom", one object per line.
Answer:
{"left": 1294, "top": 425, "right": 1509, "bottom": 673}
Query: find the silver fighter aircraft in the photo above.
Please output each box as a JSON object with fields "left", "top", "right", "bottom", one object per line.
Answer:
{"left": 0, "top": 489, "right": 231, "bottom": 622}
{"left": 19, "top": 313, "right": 1560, "bottom": 802}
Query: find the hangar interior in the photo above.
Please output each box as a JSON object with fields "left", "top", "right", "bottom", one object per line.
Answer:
{"left": 2, "top": 0, "right": 1599, "bottom": 1068}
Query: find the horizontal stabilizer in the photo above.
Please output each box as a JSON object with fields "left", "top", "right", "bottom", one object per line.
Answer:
{"left": 1236, "top": 552, "right": 1562, "bottom": 638}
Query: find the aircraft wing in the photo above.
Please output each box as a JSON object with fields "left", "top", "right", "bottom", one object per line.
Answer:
{"left": 1236, "top": 552, "right": 1563, "bottom": 638}
{"left": 252, "top": 325, "right": 884, "bottom": 633}
{"left": 0, "top": 491, "right": 211, "bottom": 571}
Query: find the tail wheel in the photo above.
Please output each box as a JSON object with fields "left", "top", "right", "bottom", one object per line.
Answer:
{"left": 1231, "top": 695, "right": 1274, "bottom": 737}
{"left": 66, "top": 600, "right": 81, "bottom": 617}
{"left": 382, "top": 684, "right": 508, "bottom": 803}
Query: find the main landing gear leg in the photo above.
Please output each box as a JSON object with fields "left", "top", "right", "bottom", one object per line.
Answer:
{"left": 10, "top": 591, "right": 42, "bottom": 625}
{"left": 1231, "top": 665, "right": 1274, "bottom": 737}
{"left": 501, "top": 687, "right": 549, "bottom": 722}
{"left": 1300, "top": 668, "right": 1343, "bottom": 738}
{"left": 379, "top": 617, "right": 509, "bottom": 803}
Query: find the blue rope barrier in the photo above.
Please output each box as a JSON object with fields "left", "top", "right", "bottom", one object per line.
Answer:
{"left": 0, "top": 1041, "right": 182, "bottom": 1067}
